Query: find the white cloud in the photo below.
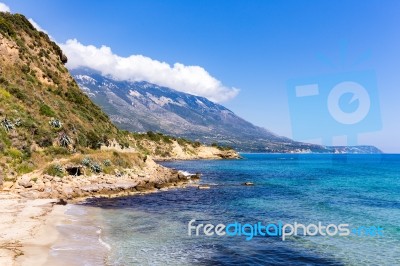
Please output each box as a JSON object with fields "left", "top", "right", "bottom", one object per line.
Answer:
{"left": 28, "top": 18, "right": 48, "bottom": 34}
{"left": 0, "top": 2, "right": 10, "bottom": 12}
{"left": 60, "top": 39, "right": 239, "bottom": 102}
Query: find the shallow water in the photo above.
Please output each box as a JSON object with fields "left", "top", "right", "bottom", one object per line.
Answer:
{"left": 48, "top": 205, "right": 110, "bottom": 266}
{"left": 52, "top": 154, "right": 400, "bottom": 265}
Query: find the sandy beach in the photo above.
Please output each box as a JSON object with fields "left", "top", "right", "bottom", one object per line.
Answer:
{"left": 0, "top": 192, "right": 67, "bottom": 266}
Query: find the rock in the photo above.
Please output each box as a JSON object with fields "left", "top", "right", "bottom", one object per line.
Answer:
{"left": 135, "top": 185, "right": 149, "bottom": 192}
{"left": 192, "top": 173, "right": 201, "bottom": 180}
{"left": 44, "top": 175, "right": 53, "bottom": 181}
{"left": 155, "top": 183, "right": 170, "bottom": 189}
{"left": 62, "top": 186, "right": 74, "bottom": 199}
{"left": 243, "top": 182, "right": 254, "bottom": 186}
{"left": 115, "top": 182, "right": 138, "bottom": 190}
{"left": 2, "top": 181, "right": 14, "bottom": 190}
{"left": 18, "top": 175, "right": 33, "bottom": 188}
{"left": 198, "top": 185, "right": 211, "bottom": 189}
{"left": 19, "top": 191, "right": 40, "bottom": 199}
{"left": 60, "top": 52, "right": 68, "bottom": 64}
{"left": 56, "top": 199, "right": 68, "bottom": 205}
{"left": 81, "top": 184, "right": 100, "bottom": 192}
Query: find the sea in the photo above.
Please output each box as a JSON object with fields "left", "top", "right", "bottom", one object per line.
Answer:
{"left": 49, "top": 154, "right": 400, "bottom": 265}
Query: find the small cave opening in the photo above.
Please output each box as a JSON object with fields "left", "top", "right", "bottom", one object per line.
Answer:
{"left": 66, "top": 166, "right": 83, "bottom": 176}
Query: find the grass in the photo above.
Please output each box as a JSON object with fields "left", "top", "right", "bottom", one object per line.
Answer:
{"left": 39, "top": 103, "right": 55, "bottom": 117}
{"left": 44, "top": 164, "right": 64, "bottom": 177}
{"left": 16, "top": 162, "right": 34, "bottom": 174}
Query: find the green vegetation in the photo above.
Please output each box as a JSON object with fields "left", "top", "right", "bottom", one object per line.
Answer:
{"left": 16, "top": 162, "right": 34, "bottom": 175}
{"left": 211, "top": 142, "right": 233, "bottom": 151}
{"left": 39, "top": 103, "right": 55, "bottom": 117}
{"left": 44, "top": 164, "right": 64, "bottom": 177}
{"left": 0, "top": 87, "right": 11, "bottom": 100}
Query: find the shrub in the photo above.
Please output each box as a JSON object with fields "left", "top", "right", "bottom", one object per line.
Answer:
{"left": 45, "top": 146, "right": 69, "bottom": 155}
{"left": 162, "top": 135, "right": 173, "bottom": 144}
{"left": 39, "top": 103, "right": 55, "bottom": 117}
{"left": 44, "top": 164, "right": 64, "bottom": 177}
{"left": 64, "top": 89, "right": 84, "bottom": 105}
{"left": 0, "top": 87, "right": 11, "bottom": 100}
{"left": 193, "top": 141, "right": 201, "bottom": 148}
{"left": 16, "top": 162, "right": 34, "bottom": 174}
{"left": 86, "top": 131, "right": 101, "bottom": 149}
{"left": 146, "top": 131, "right": 160, "bottom": 142}
{"left": 6, "top": 148, "right": 22, "bottom": 160}
{"left": 177, "top": 138, "right": 189, "bottom": 146}
{"left": 36, "top": 134, "right": 53, "bottom": 147}
{"left": 21, "top": 64, "right": 30, "bottom": 74}
{"left": 5, "top": 86, "right": 26, "bottom": 101}
{"left": 0, "top": 17, "right": 16, "bottom": 38}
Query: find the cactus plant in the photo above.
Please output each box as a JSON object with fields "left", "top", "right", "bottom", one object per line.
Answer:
{"left": 82, "top": 157, "right": 92, "bottom": 166}
{"left": 90, "top": 162, "right": 102, "bottom": 173}
{"left": 1, "top": 117, "right": 14, "bottom": 132}
{"left": 49, "top": 118, "right": 63, "bottom": 129}
{"left": 59, "top": 132, "right": 71, "bottom": 147}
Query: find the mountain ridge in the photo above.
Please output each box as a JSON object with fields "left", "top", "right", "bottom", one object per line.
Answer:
{"left": 72, "top": 68, "right": 382, "bottom": 154}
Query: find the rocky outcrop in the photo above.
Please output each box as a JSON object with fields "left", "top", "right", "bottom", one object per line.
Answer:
{"left": 151, "top": 142, "right": 241, "bottom": 161}
{"left": 10, "top": 158, "right": 200, "bottom": 201}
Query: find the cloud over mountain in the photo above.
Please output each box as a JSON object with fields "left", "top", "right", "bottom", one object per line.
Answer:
{"left": 28, "top": 18, "right": 48, "bottom": 34}
{"left": 0, "top": 2, "right": 10, "bottom": 12}
{"left": 60, "top": 39, "right": 239, "bottom": 102}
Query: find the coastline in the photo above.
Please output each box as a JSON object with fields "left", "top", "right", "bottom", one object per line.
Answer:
{"left": 0, "top": 170, "right": 199, "bottom": 265}
{"left": 0, "top": 152, "right": 228, "bottom": 265}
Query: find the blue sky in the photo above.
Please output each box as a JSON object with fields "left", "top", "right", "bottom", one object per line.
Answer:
{"left": 2, "top": 0, "right": 400, "bottom": 152}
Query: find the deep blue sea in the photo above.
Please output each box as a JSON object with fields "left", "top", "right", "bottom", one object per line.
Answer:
{"left": 52, "top": 154, "right": 400, "bottom": 265}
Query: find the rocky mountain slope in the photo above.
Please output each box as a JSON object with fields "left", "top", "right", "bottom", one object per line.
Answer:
{"left": 0, "top": 13, "right": 238, "bottom": 194}
{"left": 72, "top": 68, "right": 382, "bottom": 154}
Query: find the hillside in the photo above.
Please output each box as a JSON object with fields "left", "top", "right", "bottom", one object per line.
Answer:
{"left": 72, "top": 68, "right": 382, "bottom": 153}
{"left": 0, "top": 13, "right": 238, "bottom": 194}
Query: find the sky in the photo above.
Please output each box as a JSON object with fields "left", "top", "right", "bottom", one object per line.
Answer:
{"left": 1, "top": 0, "right": 400, "bottom": 152}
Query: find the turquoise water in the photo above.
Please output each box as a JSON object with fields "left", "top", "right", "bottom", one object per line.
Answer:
{"left": 68, "top": 154, "right": 399, "bottom": 265}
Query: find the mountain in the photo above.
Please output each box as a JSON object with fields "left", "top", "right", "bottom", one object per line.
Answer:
{"left": 72, "top": 68, "right": 317, "bottom": 152}
{"left": 72, "top": 68, "right": 382, "bottom": 153}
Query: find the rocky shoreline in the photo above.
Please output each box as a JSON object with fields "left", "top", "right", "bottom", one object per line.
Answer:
{"left": 3, "top": 159, "right": 200, "bottom": 202}
{"left": 0, "top": 156, "right": 203, "bottom": 265}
